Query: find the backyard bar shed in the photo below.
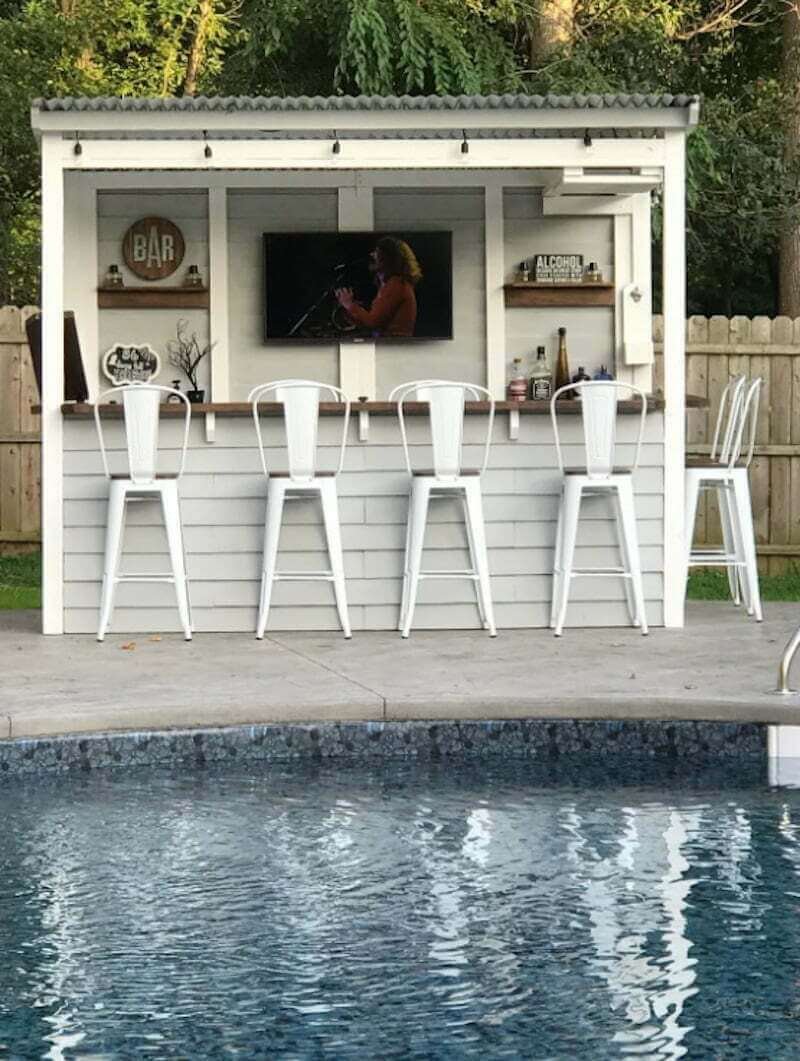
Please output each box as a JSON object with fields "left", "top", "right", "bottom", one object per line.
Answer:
{"left": 30, "top": 93, "right": 698, "bottom": 636}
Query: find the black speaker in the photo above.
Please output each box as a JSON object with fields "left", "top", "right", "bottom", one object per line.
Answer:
{"left": 25, "top": 311, "right": 89, "bottom": 403}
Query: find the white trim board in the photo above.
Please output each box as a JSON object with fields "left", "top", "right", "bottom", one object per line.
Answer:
{"left": 41, "top": 133, "right": 65, "bottom": 634}
{"left": 58, "top": 138, "right": 667, "bottom": 171}
{"left": 661, "top": 131, "right": 687, "bottom": 629}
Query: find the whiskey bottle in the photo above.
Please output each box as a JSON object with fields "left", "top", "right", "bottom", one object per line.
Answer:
{"left": 554, "top": 327, "right": 571, "bottom": 394}
{"left": 529, "top": 346, "right": 552, "bottom": 401}
{"left": 507, "top": 357, "right": 528, "bottom": 402}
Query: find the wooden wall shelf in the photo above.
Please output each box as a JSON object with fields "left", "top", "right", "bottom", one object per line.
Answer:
{"left": 98, "top": 286, "right": 209, "bottom": 310}
{"left": 504, "top": 282, "right": 615, "bottom": 308}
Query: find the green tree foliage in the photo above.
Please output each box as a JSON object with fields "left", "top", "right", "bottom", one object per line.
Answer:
{"left": 0, "top": 0, "right": 796, "bottom": 314}
{"left": 0, "top": 0, "right": 233, "bottom": 302}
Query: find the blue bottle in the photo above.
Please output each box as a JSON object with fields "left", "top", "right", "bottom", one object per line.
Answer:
{"left": 593, "top": 365, "right": 613, "bottom": 381}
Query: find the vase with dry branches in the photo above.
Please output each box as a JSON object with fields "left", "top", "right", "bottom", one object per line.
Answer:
{"left": 167, "top": 319, "right": 214, "bottom": 403}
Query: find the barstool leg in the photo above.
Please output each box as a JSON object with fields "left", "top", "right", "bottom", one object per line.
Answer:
{"left": 554, "top": 481, "right": 581, "bottom": 637}
{"left": 732, "top": 470, "right": 762, "bottom": 622}
{"left": 550, "top": 488, "right": 565, "bottom": 629}
{"left": 398, "top": 487, "right": 413, "bottom": 632}
{"left": 161, "top": 482, "right": 192, "bottom": 641}
{"left": 684, "top": 473, "right": 701, "bottom": 570}
{"left": 401, "top": 479, "right": 430, "bottom": 638}
{"left": 461, "top": 490, "right": 487, "bottom": 629}
{"left": 320, "top": 478, "right": 351, "bottom": 639}
{"left": 718, "top": 484, "right": 741, "bottom": 606}
{"left": 612, "top": 488, "right": 638, "bottom": 626}
{"left": 617, "top": 478, "right": 648, "bottom": 635}
{"left": 257, "top": 479, "right": 285, "bottom": 640}
{"left": 97, "top": 481, "right": 126, "bottom": 642}
{"left": 464, "top": 478, "right": 496, "bottom": 636}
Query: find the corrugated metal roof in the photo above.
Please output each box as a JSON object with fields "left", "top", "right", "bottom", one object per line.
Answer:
{"left": 32, "top": 93, "right": 697, "bottom": 114}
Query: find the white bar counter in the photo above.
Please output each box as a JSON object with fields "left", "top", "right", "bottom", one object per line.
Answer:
{"left": 57, "top": 399, "right": 674, "bottom": 635}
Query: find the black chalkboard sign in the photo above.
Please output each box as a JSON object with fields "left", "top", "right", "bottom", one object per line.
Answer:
{"left": 25, "top": 311, "right": 89, "bottom": 403}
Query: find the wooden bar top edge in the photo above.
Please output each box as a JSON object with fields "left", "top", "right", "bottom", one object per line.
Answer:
{"left": 53, "top": 394, "right": 703, "bottom": 418}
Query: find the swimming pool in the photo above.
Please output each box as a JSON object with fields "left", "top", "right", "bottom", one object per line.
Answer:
{"left": 1, "top": 758, "right": 798, "bottom": 1059}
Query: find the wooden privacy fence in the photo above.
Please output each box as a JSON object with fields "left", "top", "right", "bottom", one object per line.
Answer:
{"left": 655, "top": 314, "right": 800, "bottom": 574}
{"left": 0, "top": 306, "right": 40, "bottom": 551}
{"left": 3, "top": 308, "right": 800, "bottom": 572}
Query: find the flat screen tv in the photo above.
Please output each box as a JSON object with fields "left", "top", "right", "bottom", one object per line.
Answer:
{"left": 264, "top": 231, "right": 452, "bottom": 342}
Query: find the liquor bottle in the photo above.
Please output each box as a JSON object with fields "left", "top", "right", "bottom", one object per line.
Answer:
{"left": 507, "top": 357, "right": 528, "bottom": 402}
{"left": 554, "top": 327, "right": 571, "bottom": 394}
{"left": 593, "top": 364, "right": 613, "bottom": 381}
{"left": 529, "top": 346, "right": 552, "bottom": 401}
{"left": 571, "top": 366, "right": 592, "bottom": 399}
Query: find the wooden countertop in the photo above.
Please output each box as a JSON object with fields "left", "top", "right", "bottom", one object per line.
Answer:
{"left": 57, "top": 394, "right": 704, "bottom": 419}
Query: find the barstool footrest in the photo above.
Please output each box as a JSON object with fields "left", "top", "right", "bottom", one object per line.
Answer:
{"left": 115, "top": 574, "right": 176, "bottom": 583}
{"left": 273, "top": 572, "right": 334, "bottom": 581}
{"left": 562, "top": 567, "right": 629, "bottom": 577}
{"left": 419, "top": 570, "right": 479, "bottom": 580}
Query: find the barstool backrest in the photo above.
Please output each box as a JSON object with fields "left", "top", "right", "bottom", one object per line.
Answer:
{"left": 248, "top": 379, "right": 350, "bottom": 482}
{"left": 551, "top": 380, "right": 647, "bottom": 479}
{"left": 727, "top": 377, "right": 761, "bottom": 470}
{"left": 710, "top": 374, "right": 747, "bottom": 465}
{"left": 94, "top": 381, "right": 191, "bottom": 484}
{"left": 388, "top": 379, "right": 495, "bottom": 479}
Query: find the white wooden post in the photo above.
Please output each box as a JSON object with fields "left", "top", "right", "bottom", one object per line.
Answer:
{"left": 484, "top": 185, "right": 506, "bottom": 398}
{"left": 662, "top": 130, "right": 687, "bottom": 628}
{"left": 631, "top": 191, "right": 654, "bottom": 393}
{"left": 41, "top": 134, "right": 65, "bottom": 634}
{"left": 207, "top": 186, "right": 229, "bottom": 440}
{"left": 63, "top": 175, "right": 98, "bottom": 398}
{"left": 338, "top": 183, "right": 375, "bottom": 399}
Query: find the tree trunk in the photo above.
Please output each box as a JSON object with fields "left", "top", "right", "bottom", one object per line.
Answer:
{"left": 182, "top": 0, "right": 214, "bottom": 97}
{"left": 779, "top": 1, "right": 800, "bottom": 317}
{"left": 528, "top": 0, "right": 576, "bottom": 67}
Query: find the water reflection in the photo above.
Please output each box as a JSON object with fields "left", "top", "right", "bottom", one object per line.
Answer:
{"left": 0, "top": 762, "right": 799, "bottom": 1059}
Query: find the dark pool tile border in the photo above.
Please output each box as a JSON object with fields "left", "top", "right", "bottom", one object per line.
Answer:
{"left": 0, "top": 719, "right": 766, "bottom": 777}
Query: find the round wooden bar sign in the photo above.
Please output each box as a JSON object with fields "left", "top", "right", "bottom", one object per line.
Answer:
{"left": 122, "top": 217, "right": 185, "bottom": 280}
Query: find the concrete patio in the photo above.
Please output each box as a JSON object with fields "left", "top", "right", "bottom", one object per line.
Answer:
{"left": 1, "top": 602, "right": 800, "bottom": 741}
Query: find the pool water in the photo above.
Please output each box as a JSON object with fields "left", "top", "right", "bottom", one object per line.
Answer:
{"left": 2, "top": 759, "right": 800, "bottom": 1059}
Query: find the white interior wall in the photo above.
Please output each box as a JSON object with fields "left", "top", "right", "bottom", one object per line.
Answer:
{"left": 373, "top": 188, "right": 485, "bottom": 394}
{"left": 503, "top": 190, "right": 615, "bottom": 382}
{"left": 96, "top": 191, "right": 211, "bottom": 394}
{"left": 90, "top": 180, "right": 624, "bottom": 401}
{"left": 227, "top": 189, "right": 339, "bottom": 397}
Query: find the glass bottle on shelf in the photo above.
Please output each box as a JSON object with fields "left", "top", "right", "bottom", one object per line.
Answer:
{"left": 518, "top": 260, "right": 530, "bottom": 283}
{"left": 585, "top": 261, "right": 603, "bottom": 283}
{"left": 554, "top": 327, "right": 571, "bottom": 396}
{"left": 529, "top": 346, "right": 552, "bottom": 401}
{"left": 594, "top": 364, "right": 613, "bottom": 381}
{"left": 507, "top": 357, "right": 528, "bottom": 402}
{"left": 571, "top": 366, "right": 592, "bottom": 399}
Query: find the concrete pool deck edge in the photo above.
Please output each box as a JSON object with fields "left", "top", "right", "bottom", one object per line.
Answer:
{"left": 3, "top": 603, "right": 800, "bottom": 745}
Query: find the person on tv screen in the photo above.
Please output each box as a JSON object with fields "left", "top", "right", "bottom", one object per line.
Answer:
{"left": 335, "top": 236, "right": 421, "bottom": 337}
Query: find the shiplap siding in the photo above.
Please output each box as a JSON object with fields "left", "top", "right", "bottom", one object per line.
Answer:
{"left": 373, "top": 188, "right": 485, "bottom": 394}
{"left": 62, "top": 413, "right": 664, "bottom": 633}
{"left": 503, "top": 190, "right": 615, "bottom": 381}
{"left": 228, "top": 189, "right": 339, "bottom": 396}
{"left": 97, "top": 191, "right": 211, "bottom": 393}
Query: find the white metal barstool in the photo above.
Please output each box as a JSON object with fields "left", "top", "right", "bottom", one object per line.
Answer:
{"left": 249, "top": 380, "right": 352, "bottom": 639}
{"left": 550, "top": 381, "right": 648, "bottom": 637}
{"left": 389, "top": 380, "right": 496, "bottom": 638}
{"left": 689, "top": 374, "right": 746, "bottom": 606}
{"left": 94, "top": 381, "right": 192, "bottom": 642}
{"left": 685, "top": 377, "right": 762, "bottom": 621}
